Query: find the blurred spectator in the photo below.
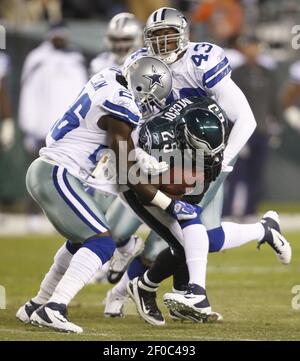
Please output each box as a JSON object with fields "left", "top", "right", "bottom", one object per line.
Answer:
{"left": 24, "top": 0, "right": 62, "bottom": 22}
{"left": 89, "top": 12, "right": 142, "bottom": 76}
{"left": 18, "top": 21, "right": 87, "bottom": 227}
{"left": 0, "top": 51, "right": 14, "bottom": 153}
{"left": 0, "top": 0, "right": 62, "bottom": 24}
{"left": 126, "top": 0, "right": 171, "bottom": 23}
{"left": 223, "top": 35, "right": 279, "bottom": 218}
{"left": 62, "top": 0, "right": 127, "bottom": 19}
{"left": 225, "top": 33, "right": 277, "bottom": 71}
{"left": 191, "top": 0, "right": 244, "bottom": 46}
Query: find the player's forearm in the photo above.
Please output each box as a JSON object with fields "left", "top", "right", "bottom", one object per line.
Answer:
{"left": 126, "top": 140, "right": 172, "bottom": 208}
{"left": 215, "top": 79, "right": 256, "bottom": 165}
{"left": 108, "top": 123, "right": 172, "bottom": 209}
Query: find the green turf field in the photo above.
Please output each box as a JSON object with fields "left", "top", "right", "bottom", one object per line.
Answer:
{"left": 0, "top": 232, "right": 299, "bottom": 341}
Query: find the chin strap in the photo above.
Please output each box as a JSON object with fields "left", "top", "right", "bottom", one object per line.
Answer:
{"left": 163, "top": 52, "right": 178, "bottom": 64}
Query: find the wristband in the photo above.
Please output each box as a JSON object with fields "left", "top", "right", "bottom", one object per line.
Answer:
{"left": 150, "top": 190, "right": 172, "bottom": 210}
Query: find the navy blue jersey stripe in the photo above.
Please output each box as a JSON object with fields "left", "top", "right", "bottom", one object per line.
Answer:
{"left": 203, "top": 57, "right": 229, "bottom": 85}
{"left": 88, "top": 144, "right": 108, "bottom": 165}
{"left": 62, "top": 170, "right": 108, "bottom": 231}
{"left": 52, "top": 166, "right": 100, "bottom": 234}
{"left": 103, "top": 100, "right": 140, "bottom": 124}
{"left": 205, "top": 65, "right": 232, "bottom": 88}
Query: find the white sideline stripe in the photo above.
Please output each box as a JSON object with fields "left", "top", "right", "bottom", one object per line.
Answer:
{"left": 0, "top": 329, "right": 280, "bottom": 341}
{"left": 0, "top": 328, "right": 110, "bottom": 337}
{"left": 207, "top": 266, "right": 290, "bottom": 274}
{"left": 1, "top": 213, "right": 300, "bottom": 236}
{"left": 56, "top": 167, "right": 107, "bottom": 233}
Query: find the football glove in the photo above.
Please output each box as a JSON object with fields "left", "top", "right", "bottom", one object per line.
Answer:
{"left": 166, "top": 200, "right": 201, "bottom": 221}
{"left": 135, "top": 147, "right": 169, "bottom": 176}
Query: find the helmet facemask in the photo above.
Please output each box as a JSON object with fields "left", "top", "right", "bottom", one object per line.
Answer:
{"left": 176, "top": 107, "right": 226, "bottom": 182}
{"left": 107, "top": 36, "right": 141, "bottom": 65}
{"left": 144, "top": 8, "right": 189, "bottom": 64}
{"left": 145, "top": 27, "right": 187, "bottom": 64}
{"left": 106, "top": 12, "right": 142, "bottom": 65}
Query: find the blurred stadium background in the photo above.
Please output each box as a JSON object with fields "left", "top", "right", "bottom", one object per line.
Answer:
{"left": 0, "top": 0, "right": 300, "bottom": 340}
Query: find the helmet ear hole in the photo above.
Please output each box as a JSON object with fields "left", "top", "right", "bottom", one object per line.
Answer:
{"left": 136, "top": 86, "right": 142, "bottom": 92}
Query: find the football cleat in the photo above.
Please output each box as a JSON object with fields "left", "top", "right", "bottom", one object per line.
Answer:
{"left": 127, "top": 277, "right": 165, "bottom": 326}
{"left": 168, "top": 309, "right": 192, "bottom": 322}
{"left": 108, "top": 236, "right": 144, "bottom": 284}
{"left": 104, "top": 290, "right": 127, "bottom": 318}
{"left": 30, "top": 302, "right": 83, "bottom": 333}
{"left": 16, "top": 300, "right": 42, "bottom": 324}
{"left": 258, "top": 211, "right": 292, "bottom": 265}
{"left": 163, "top": 284, "right": 223, "bottom": 323}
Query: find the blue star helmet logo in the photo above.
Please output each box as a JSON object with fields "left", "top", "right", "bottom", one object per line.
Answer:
{"left": 143, "top": 65, "right": 165, "bottom": 89}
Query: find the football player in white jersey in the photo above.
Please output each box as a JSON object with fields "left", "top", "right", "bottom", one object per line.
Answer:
{"left": 103, "top": 7, "right": 292, "bottom": 324}
{"left": 16, "top": 56, "right": 203, "bottom": 333}
{"left": 90, "top": 13, "right": 142, "bottom": 76}
{"left": 88, "top": 13, "right": 145, "bottom": 285}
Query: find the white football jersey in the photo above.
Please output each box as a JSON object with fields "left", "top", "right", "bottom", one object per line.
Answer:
{"left": 90, "top": 51, "right": 121, "bottom": 76}
{"left": 125, "top": 42, "right": 232, "bottom": 103}
{"left": 40, "top": 67, "right": 141, "bottom": 182}
{"left": 289, "top": 60, "right": 300, "bottom": 84}
{"left": 0, "top": 52, "right": 9, "bottom": 80}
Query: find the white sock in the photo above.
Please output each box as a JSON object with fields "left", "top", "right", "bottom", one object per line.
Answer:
{"left": 182, "top": 224, "right": 208, "bottom": 289}
{"left": 101, "top": 261, "right": 110, "bottom": 274}
{"left": 117, "top": 236, "right": 135, "bottom": 254}
{"left": 221, "top": 222, "right": 265, "bottom": 251}
{"left": 111, "top": 272, "right": 130, "bottom": 298}
{"left": 48, "top": 248, "right": 102, "bottom": 305}
{"left": 32, "top": 242, "right": 73, "bottom": 305}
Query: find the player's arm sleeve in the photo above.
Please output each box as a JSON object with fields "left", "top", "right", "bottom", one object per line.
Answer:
{"left": 201, "top": 45, "right": 232, "bottom": 92}
{"left": 213, "top": 77, "right": 257, "bottom": 166}
{"left": 198, "top": 46, "right": 256, "bottom": 165}
{"left": 100, "top": 91, "right": 141, "bottom": 129}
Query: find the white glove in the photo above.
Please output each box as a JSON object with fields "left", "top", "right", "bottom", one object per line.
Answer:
{"left": 0, "top": 118, "right": 15, "bottom": 150}
{"left": 135, "top": 147, "right": 169, "bottom": 176}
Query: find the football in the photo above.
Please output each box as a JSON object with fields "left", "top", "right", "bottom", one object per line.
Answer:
{"left": 156, "top": 165, "right": 204, "bottom": 196}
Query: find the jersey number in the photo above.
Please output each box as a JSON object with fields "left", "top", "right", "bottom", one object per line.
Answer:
{"left": 161, "top": 130, "right": 177, "bottom": 153}
{"left": 51, "top": 93, "right": 92, "bottom": 141}
{"left": 191, "top": 43, "right": 213, "bottom": 67}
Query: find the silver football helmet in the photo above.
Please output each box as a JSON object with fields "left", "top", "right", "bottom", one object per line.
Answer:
{"left": 144, "top": 7, "right": 189, "bottom": 64}
{"left": 106, "top": 13, "right": 143, "bottom": 65}
{"left": 124, "top": 56, "right": 172, "bottom": 117}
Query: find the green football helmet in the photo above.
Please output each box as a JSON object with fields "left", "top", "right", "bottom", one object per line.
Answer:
{"left": 177, "top": 105, "right": 227, "bottom": 182}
